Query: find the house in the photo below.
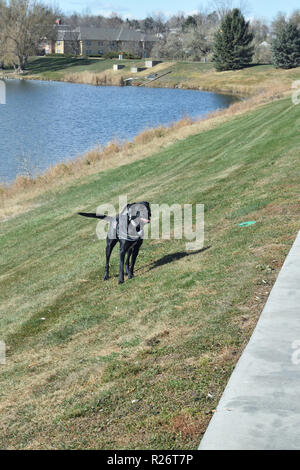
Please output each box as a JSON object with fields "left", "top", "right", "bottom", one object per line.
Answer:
{"left": 42, "top": 23, "right": 74, "bottom": 54}
{"left": 55, "top": 27, "right": 81, "bottom": 55}
{"left": 47, "top": 25, "right": 158, "bottom": 58}
{"left": 260, "top": 41, "right": 271, "bottom": 48}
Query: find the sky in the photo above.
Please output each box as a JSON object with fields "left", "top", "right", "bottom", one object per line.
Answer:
{"left": 55, "top": 0, "right": 300, "bottom": 21}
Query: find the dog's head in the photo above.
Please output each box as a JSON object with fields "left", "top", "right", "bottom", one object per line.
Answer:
{"left": 121, "top": 202, "right": 151, "bottom": 226}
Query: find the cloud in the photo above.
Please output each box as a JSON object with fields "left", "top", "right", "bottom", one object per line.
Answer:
{"left": 185, "top": 9, "right": 199, "bottom": 16}
{"left": 95, "top": 9, "right": 117, "bottom": 16}
{"left": 97, "top": 2, "right": 130, "bottom": 13}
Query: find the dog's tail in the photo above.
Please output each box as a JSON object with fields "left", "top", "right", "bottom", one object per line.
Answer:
{"left": 78, "top": 212, "right": 112, "bottom": 221}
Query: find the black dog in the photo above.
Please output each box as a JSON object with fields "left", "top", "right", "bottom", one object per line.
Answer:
{"left": 78, "top": 202, "right": 151, "bottom": 284}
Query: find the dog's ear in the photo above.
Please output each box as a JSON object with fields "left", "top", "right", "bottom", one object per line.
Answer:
{"left": 121, "top": 204, "right": 131, "bottom": 214}
{"left": 141, "top": 201, "right": 150, "bottom": 210}
{"left": 122, "top": 203, "right": 138, "bottom": 220}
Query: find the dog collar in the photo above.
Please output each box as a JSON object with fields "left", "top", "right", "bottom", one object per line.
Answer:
{"left": 118, "top": 229, "right": 144, "bottom": 241}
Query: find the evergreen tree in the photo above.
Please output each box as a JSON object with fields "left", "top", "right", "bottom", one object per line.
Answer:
{"left": 271, "top": 23, "right": 300, "bottom": 69}
{"left": 212, "top": 8, "right": 254, "bottom": 71}
{"left": 182, "top": 15, "right": 197, "bottom": 31}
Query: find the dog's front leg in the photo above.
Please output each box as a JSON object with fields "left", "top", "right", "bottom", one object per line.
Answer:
{"left": 119, "top": 251, "right": 126, "bottom": 284}
{"left": 128, "top": 240, "right": 143, "bottom": 279}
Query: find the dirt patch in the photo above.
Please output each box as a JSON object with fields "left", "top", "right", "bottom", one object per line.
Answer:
{"left": 168, "top": 413, "right": 209, "bottom": 439}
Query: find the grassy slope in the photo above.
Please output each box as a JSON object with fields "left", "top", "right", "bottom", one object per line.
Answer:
{"left": 1, "top": 95, "right": 300, "bottom": 449}
{"left": 23, "top": 56, "right": 163, "bottom": 82}
{"left": 150, "top": 63, "right": 300, "bottom": 94}
{"left": 25, "top": 56, "right": 147, "bottom": 79}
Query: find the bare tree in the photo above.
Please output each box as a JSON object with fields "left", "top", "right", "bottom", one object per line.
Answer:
{"left": 151, "top": 31, "right": 185, "bottom": 59}
{"left": 211, "top": 0, "right": 233, "bottom": 19}
{"left": 0, "top": 1, "right": 6, "bottom": 53}
{"left": 126, "top": 17, "right": 141, "bottom": 30}
{"left": 251, "top": 18, "right": 271, "bottom": 63}
{"left": 289, "top": 9, "right": 300, "bottom": 27}
{"left": 211, "top": 0, "right": 251, "bottom": 19}
{"left": 166, "top": 12, "right": 186, "bottom": 31}
{"left": 182, "top": 27, "right": 212, "bottom": 60}
{"left": 0, "top": 0, "right": 58, "bottom": 72}
{"left": 271, "top": 12, "right": 287, "bottom": 35}
{"left": 144, "top": 11, "right": 166, "bottom": 34}
{"left": 106, "top": 12, "right": 123, "bottom": 28}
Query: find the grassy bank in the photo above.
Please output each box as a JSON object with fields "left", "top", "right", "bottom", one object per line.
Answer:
{"left": 1, "top": 89, "right": 300, "bottom": 448}
{"left": 2, "top": 56, "right": 300, "bottom": 95}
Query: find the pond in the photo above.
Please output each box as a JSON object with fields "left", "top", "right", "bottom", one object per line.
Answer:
{"left": 0, "top": 79, "right": 238, "bottom": 182}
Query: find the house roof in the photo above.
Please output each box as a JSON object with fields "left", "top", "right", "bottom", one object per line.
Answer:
{"left": 57, "top": 29, "right": 80, "bottom": 41}
{"left": 57, "top": 26, "right": 157, "bottom": 43}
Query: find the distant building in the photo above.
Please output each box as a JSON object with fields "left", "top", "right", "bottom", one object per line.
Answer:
{"left": 260, "top": 41, "right": 271, "bottom": 48}
{"left": 45, "top": 25, "right": 158, "bottom": 58}
{"left": 42, "top": 23, "right": 73, "bottom": 55}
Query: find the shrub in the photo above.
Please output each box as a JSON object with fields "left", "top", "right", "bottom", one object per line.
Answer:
{"left": 46, "top": 53, "right": 75, "bottom": 58}
{"left": 103, "top": 51, "right": 140, "bottom": 59}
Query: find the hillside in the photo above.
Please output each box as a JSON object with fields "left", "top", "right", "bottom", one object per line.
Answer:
{"left": 2, "top": 57, "right": 300, "bottom": 95}
{"left": 0, "top": 94, "right": 300, "bottom": 449}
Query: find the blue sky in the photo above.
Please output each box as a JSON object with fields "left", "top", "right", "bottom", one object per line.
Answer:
{"left": 56, "top": 0, "right": 299, "bottom": 21}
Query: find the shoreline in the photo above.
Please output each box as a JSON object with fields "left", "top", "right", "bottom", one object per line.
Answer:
{"left": 2, "top": 58, "right": 298, "bottom": 99}
{"left": 0, "top": 70, "right": 247, "bottom": 98}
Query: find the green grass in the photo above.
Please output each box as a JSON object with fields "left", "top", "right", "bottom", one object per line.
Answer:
{"left": 23, "top": 56, "right": 149, "bottom": 81}
{"left": 1, "top": 95, "right": 300, "bottom": 449}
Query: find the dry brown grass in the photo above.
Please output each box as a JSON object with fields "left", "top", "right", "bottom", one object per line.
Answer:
{"left": 169, "top": 413, "right": 209, "bottom": 439}
{"left": 64, "top": 70, "right": 124, "bottom": 87}
{"left": 63, "top": 61, "right": 176, "bottom": 88}
{"left": 148, "top": 64, "right": 299, "bottom": 96}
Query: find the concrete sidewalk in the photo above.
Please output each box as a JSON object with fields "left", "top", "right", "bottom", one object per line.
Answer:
{"left": 199, "top": 231, "right": 300, "bottom": 450}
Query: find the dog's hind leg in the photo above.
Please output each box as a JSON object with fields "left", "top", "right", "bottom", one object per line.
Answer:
{"left": 128, "top": 240, "right": 143, "bottom": 279}
{"left": 104, "top": 237, "right": 117, "bottom": 280}
{"left": 119, "top": 240, "right": 132, "bottom": 284}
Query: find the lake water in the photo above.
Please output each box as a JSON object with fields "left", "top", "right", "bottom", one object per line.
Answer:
{"left": 0, "top": 79, "right": 237, "bottom": 182}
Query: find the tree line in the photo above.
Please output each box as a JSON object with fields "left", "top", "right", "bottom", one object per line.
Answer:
{"left": 212, "top": 8, "right": 300, "bottom": 70}
{"left": 64, "top": 4, "right": 300, "bottom": 69}
{"left": 0, "top": 0, "right": 299, "bottom": 73}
